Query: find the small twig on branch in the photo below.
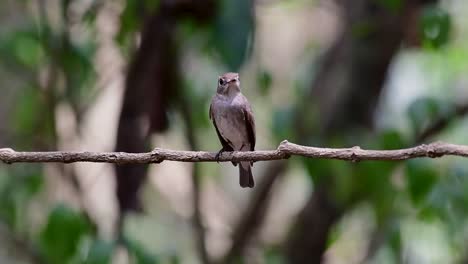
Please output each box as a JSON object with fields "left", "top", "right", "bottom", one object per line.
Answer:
{"left": 1, "top": 141, "right": 468, "bottom": 164}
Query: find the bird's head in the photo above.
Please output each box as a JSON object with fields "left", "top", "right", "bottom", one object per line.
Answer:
{"left": 217, "top": 72, "right": 240, "bottom": 95}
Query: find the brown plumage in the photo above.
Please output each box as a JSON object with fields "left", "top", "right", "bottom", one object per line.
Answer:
{"left": 209, "top": 72, "right": 256, "bottom": 188}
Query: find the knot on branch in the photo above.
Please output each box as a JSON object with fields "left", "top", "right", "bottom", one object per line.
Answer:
{"left": 150, "top": 148, "right": 164, "bottom": 163}
{"left": 62, "top": 155, "right": 75, "bottom": 163}
{"left": 0, "top": 148, "right": 15, "bottom": 153}
{"left": 277, "top": 140, "right": 292, "bottom": 159}
{"left": 350, "top": 146, "right": 362, "bottom": 163}
{"left": 0, "top": 148, "right": 15, "bottom": 164}
{"left": 426, "top": 142, "right": 444, "bottom": 158}
{"left": 106, "top": 153, "right": 119, "bottom": 164}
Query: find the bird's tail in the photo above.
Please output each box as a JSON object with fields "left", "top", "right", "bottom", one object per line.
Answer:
{"left": 239, "top": 162, "right": 254, "bottom": 188}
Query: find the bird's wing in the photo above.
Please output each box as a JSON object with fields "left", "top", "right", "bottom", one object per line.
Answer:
{"left": 242, "top": 104, "right": 256, "bottom": 151}
{"left": 209, "top": 102, "right": 233, "bottom": 151}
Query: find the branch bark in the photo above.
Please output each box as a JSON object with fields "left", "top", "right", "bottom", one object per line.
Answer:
{"left": 1, "top": 141, "right": 468, "bottom": 164}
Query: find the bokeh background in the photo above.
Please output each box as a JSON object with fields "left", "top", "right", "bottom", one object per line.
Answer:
{"left": 1, "top": 0, "right": 468, "bottom": 263}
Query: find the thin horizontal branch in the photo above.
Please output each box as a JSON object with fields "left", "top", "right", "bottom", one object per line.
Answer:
{"left": 1, "top": 140, "right": 468, "bottom": 164}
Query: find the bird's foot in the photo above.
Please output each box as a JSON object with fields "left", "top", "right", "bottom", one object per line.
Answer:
{"left": 215, "top": 149, "right": 225, "bottom": 163}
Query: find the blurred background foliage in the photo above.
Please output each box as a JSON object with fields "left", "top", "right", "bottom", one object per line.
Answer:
{"left": 1, "top": 0, "right": 468, "bottom": 263}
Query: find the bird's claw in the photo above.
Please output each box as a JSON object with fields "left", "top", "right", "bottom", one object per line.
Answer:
{"left": 215, "top": 149, "right": 224, "bottom": 163}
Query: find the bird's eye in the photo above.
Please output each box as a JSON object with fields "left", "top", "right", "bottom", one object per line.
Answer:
{"left": 219, "top": 79, "right": 225, "bottom": 86}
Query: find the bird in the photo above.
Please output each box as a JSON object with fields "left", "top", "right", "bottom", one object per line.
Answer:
{"left": 209, "top": 72, "right": 256, "bottom": 188}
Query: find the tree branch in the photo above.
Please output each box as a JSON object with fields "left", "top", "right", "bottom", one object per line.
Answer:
{"left": 1, "top": 141, "right": 468, "bottom": 164}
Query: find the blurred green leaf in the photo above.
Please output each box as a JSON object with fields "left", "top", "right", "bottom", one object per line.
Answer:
{"left": 0, "top": 166, "right": 44, "bottom": 229}
{"left": 326, "top": 225, "right": 340, "bottom": 249}
{"left": 10, "top": 167, "right": 43, "bottom": 199}
{"left": 302, "top": 158, "right": 332, "bottom": 183}
{"left": 377, "top": 0, "right": 403, "bottom": 13}
{"left": 420, "top": 163, "right": 468, "bottom": 227}
{"left": 82, "top": 3, "right": 99, "bottom": 25}
{"left": 352, "top": 22, "right": 375, "bottom": 39}
{"left": 0, "top": 190, "right": 17, "bottom": 227}
{"left": 126, "top": 238, "right": 160, "bottom": 264}
{"left": 407, "top": 97, "right": 438, "bottom": 133}
{"left": 13, "top": 33, "right": 44, "bottom": 68}
{"left": 59, "top": 39, "right": 96, "bottom": 107}
{"left": 355, "top": 161, "right": 396, "bottom": 194}
{"left": 257, "top": 70, "right": 272, "bottom": 95}
{"left": 407, "top": 97, "right": 454, "bottom": 137}
{"left": 168, "top": 255, "right": 181, "bottom": 264}
{"left": 183, "top": 81, "right": 211, "bottom": 129}
{"left": 116, "top": 0, "right": 142, "bottom": 48}
{"left": 353, "top": 160, "right": 398, "bottom": 222}
{"left": 12, "top": 86, "right": 41, "bottom": 134}
{"left": 23, "top": 172, "right": 43, "bottom": 196}
{"left": 302, "top": 157, "right": 357, "bottom": 204}
{"left": 145, "top": 0, "right": 160, "bottom": 11}
{"left": 420, "top": 5, "right": 451, "bottom": 49}
{"left": 84, "top": 239, "right": 115, "bottom": 264}
{"left": 264, "top": 246, "right": 285, "bottom": 264}
{"left": 272, "top": 107, "right": 294, "bottom": 142}
{"left": 0, "top": 30, "right": 44, "bottom": 69}
{"left": 405, "top": 159, "right": 438, "bottom": 205}
{"left": 388, "top": 222, "right": 401, "bottom": 257}
{"left": 377, "top": 129, "right": 407, "bottom": 150}
{"left": 213, "top": 0, "right": 254, "bottom": 70}
{"left": 11, "top": 86, "right": 55, "bottom": 146}
{"left": 116, "top": 0, "right": 160, "bottom": 50}
{"left": 40, "top": 205, "right": 92, "bottom": 264}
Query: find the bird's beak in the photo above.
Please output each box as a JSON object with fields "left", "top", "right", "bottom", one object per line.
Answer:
{"left": 228, "top": 79, "right": 237, "bottom": 84}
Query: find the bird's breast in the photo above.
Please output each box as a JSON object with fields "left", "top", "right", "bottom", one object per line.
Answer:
{"left": 212, "top": 100, "right": 249, "bottom": 150}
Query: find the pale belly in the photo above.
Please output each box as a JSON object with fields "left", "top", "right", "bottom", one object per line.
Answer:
{"left": 213, "top": 105, "right": 249, "bottom": 151}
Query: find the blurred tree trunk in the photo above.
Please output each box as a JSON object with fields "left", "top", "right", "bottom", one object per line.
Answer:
{"left": 115, "top": 11, "right": 178, "bottom": 214}
{"left": 114, "top": 2, "right": 215, "bottom": 263}
{"left": 114, "top": 0, "right": 215, "bottom": 215}
{"left": 286, "top": 0, "right": 436, "bottom": 263}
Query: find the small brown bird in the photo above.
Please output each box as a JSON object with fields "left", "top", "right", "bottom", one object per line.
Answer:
{"left": 209, "top": 72, "right": 256, "bottom": 188}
